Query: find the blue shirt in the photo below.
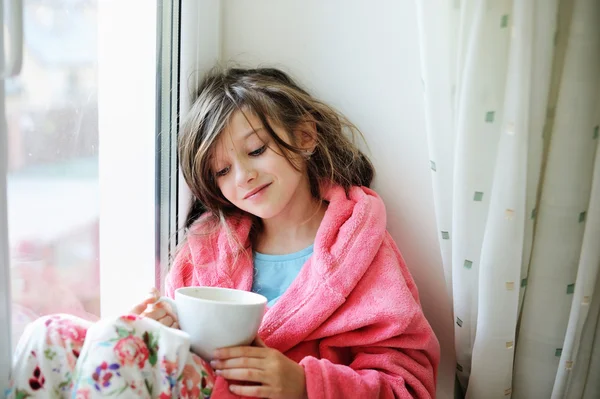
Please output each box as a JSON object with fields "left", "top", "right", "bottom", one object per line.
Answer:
{"left": 251, "top": 245, "right": 314, "bottom": 307}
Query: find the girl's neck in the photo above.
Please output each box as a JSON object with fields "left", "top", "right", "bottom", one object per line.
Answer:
{"left": 254, "top": 182, "right": 327, "bottom": 255}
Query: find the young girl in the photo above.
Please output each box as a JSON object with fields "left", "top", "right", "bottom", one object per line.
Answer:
{"left": 9, "top": 67, "right": 440, "bottom": 399}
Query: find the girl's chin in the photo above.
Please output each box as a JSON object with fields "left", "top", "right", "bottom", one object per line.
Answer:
{"left": 244, "top": 205, "right": 284, "bottom": 221}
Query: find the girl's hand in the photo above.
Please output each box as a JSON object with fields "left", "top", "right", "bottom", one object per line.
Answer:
{"left": 130, "top": 288, "right": 179, "bottom": 329}
{"left": 210, "top": 337, "right": 307, "bottom": 399}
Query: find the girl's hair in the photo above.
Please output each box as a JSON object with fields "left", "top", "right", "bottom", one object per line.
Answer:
{"left": 179, "top": 66, "right": 374, "bottom": 230}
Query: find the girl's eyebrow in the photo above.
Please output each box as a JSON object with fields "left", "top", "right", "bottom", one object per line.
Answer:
{"left": 241, "top": 127, "right": 265, "bottom": 139}
{"left": 212, "top": 127, "right": 267, "bottom": 167}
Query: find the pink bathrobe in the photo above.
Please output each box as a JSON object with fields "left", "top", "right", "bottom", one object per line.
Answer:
{"left": 166, "top": 185, "right": 440, "bottom": 398}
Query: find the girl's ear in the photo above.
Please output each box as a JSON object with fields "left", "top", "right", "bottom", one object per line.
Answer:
{"left": 295, "top": 119, "right": 318, "bottom": 153}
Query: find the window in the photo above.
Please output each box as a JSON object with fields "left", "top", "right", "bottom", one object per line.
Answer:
{"left": 1, "top": 1, "right": 177, "bottom": 391}
{"left": 7, "top": 0, "right": 101, "bottom": 350}
{"left": 3, "top": 0, "right": 166, "bottom": 349}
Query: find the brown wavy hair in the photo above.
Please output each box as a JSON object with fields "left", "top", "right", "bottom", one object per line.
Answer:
{"left": 179, "top": 66, "right": 374, "bottom": 231}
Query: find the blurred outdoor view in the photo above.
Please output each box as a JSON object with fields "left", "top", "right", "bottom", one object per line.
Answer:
{"left": 7, "top": 0, "right": 100, "bottom": 348}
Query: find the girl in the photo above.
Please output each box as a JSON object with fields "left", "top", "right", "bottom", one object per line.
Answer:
{"left": 9, "top": 67, "right": 440, "bottom": 398}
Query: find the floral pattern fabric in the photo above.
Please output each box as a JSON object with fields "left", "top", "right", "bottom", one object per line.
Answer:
{"left": 8, "top": 314, "right": 215, "bottom": 398}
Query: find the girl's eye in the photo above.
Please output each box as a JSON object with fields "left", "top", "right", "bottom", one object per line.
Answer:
{"left": 248, "top": 145, "right": 267, "bottom": 157}
{"left": 215, "top": 166, "right": 230, "bottom": 177}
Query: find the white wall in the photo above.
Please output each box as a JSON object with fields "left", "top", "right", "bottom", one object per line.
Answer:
{"left": 219, "top": 0, "right": 455, "bottom": 397}
{"left": 178, "top": 0, "right": 222, "bottom": 237}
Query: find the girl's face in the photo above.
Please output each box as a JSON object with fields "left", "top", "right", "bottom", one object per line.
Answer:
{"left": 211, "top": 110, "right": 310, "bottom": 220}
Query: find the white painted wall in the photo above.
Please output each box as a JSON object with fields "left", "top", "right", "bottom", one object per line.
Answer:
{"left": 178, "top": 0, "right": 222, "bottom": 238}
{"left": 188, "top": 0, "right": 456, "bottom": 396}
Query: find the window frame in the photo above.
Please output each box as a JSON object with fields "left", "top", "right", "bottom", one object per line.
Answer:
{"left": 156, "top": 0, "right": 182, "bottom": 294}
{"left": 0, "top": 0, "right": 21, "bottom": 392}
{"left": 0, "top": 54, "right": 12, "bottom": 399}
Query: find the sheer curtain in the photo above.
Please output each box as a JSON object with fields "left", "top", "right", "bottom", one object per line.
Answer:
{"left": 416, "top": 0, "right": 600, "bottom": 397}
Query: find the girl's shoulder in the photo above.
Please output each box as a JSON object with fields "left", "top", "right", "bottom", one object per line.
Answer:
{"left": 324, "top": 184, "right": 387, "bottom": 219}
{"left": 187, "top": 212, "right": 221, "bottom": 236}
{"left": 184, "top": 212, "right": 253, "bottom": 260}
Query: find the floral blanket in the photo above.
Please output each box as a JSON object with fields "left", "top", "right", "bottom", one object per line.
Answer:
{"left": 7, "top": 314, "right": 215, "bottom": 398}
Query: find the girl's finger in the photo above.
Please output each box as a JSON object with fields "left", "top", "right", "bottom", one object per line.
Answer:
{"left": 158, "top": 315, "right": 174, "bottom": 327}
{"left": 155, "top": 300, "right": 176, "bottom": 315}
{"left": 212, "top": 346, "right": 269, "bottom": 360}
{"left": 210, "top": 357, "right": 265, "bottom": 371}
{"left": 229, "top": 384, "right": 270, "bottom": 398}
{"left": 130, "top": 293, "right": 158, "bottom": 315}
{"left": 142, "top": 307, "right": 167, "bottom": 321}
{"left": 215, "top": 368, "right": 265, "bottom": 383}
{"left": 162, "top": 309, "right": 178, "bottom": 323}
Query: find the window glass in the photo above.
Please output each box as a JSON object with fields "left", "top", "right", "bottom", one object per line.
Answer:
{"left": 7, "top": 0, "right": 100, "bottom": 350}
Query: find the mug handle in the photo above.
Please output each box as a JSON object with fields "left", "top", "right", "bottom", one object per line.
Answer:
{"left": 155, "top": 296, "right": 178, "bottom": 318}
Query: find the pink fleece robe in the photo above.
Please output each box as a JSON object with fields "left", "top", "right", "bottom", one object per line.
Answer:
{"left": 165, "top": 185, "right": 440, "bottom": 398}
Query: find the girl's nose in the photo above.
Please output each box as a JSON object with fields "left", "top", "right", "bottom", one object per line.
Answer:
{"left": 235, "top": 160, "right": 257, "bottom": 186}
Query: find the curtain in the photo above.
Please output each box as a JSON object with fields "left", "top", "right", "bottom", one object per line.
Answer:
{"left": 416, "top": 0, "right": 600, "bottom": 397}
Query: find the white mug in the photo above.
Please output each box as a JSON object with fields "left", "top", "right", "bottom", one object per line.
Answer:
{"left": 157, "top": 286, "right": 267, "bottom": 360}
